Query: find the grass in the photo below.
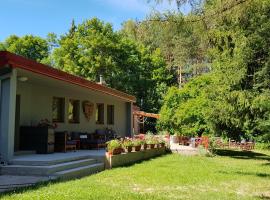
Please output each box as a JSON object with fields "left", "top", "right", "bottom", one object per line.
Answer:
{"left": 0, "top": 149, "right": 270, "bottom": 200}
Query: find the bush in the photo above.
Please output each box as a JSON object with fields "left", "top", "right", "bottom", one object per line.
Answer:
{"left": 122, "top": 139, "right": 133, "bottom": 148}
{"left": 255, "top": 142, "right": 270, "bottom": 150}
{"left": 106, "top": 140, "right": 122, "bottom": 152}
{"left": 132, "top": 139, "right": 143, "bottom": 146}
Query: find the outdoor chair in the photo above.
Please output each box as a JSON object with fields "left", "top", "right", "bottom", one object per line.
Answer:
{"left": 54, "top": 131, "right": 77, "bottom": 152}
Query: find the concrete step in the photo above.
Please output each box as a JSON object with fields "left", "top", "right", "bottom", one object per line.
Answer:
{"left": 10, "top": 155, "right": 98, "bottom": 166}
{"left": 1, "top": 158, "right": 97, "bottom": 176}
{"left": 14, "top": 151, "right": 36, "bottom": 156}
{"left": 54, "top": 163, "right": 104, "bottom": 180}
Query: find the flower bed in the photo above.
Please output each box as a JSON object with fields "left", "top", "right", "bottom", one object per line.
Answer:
{"left": 105, "top": 135, "right": 168, "bottom": 169}
{"left": 105, "top": 147, "right": 167, "bottom": 169}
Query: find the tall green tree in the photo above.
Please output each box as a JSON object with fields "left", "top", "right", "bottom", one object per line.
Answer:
{"left": 158, "top": 0, "right": 270, "bottom": 142}
{"left": 205, "top": 0, "right": 270, "bottom": 140}
{"left": 0, "top": 35, "right": 49, "bottom": 62}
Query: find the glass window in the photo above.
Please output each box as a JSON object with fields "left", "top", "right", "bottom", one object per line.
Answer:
{"left": 52, "top": 97, "right": 65, "bottom": 122}
{"left": 96, "top": 103, "right": 104, "bottom": 124}
{"left": 107, "top": 105, "right": 114, "bottom": 125}
{"left": 68, "top": 99, "right": 80, "bottom": 123}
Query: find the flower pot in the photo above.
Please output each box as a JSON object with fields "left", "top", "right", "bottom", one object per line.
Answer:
{"left": 143, "top": 144, "right": 148, "bottom": 150}
{"left": 112, "top": 148, "right": 123, "bottom": 155}
{"left": 148, "top": 144, "right": 155, "bottom": 149}
{"left": 160, "top": 143, "right": 165, "bottom": 148}
{"left": 126, "top": 146, "right": 132, "bottom": 153}
{"left": 134, "top": 145, "right": 141, "bottom": 152}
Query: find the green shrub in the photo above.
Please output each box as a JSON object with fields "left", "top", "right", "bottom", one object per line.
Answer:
{"left": 106, "top": 140, "right": 122, "bottom": 151}
{"left": 255, "top": 142, "right": 270, "bottom": 150}
{"left": 122, "top": 139, "right": 133, "bottom": 148}
{"left": 132, "top": 139, "right": 144, "bottom": 146}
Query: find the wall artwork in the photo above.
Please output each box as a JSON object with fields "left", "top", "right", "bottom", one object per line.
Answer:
{"left": 82, "top": 101, "right": 94, "bottom": 121}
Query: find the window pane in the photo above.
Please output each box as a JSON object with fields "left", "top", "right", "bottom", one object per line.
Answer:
{"left": 96, "top": 104, "right": 104, "bottom": 124}
{"left": 52, "top": 97, "right": 65, "bottom": 122}
{"left": 68, "top": 100, "right": 80, "bottom": 123}
{"left": 107, "top": 105, "right": 114, "bottom": 125}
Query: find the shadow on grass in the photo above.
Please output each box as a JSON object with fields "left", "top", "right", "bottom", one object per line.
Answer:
{"left": 256, "top": 195, "right": 270, "bottom": 199}
{"left": 218, "top": 170, "right": 270, "bottom": 178}
{"left": 215, "top": 149, "right": 270, "bottom": 161}
{"left": 0, "top": 179, "right": 60, "bottom": 197}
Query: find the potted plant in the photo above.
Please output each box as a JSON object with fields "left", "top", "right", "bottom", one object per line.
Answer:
{"left": 146, "top": 138, "right": 155, "bottom": 149}
{"left": 159, "top": 138, "right": 166, "bottom": 148}
{"left": 132, "top": 139, "right": 142, "bottom": 151}
{"left": 123, "top": 139, "right": 133, "bottom": 153}
{"left": 141, "top": 139, "right": 147, "bottom": 150}
{"left": 153, "top": 137, "right": 159, "bottom": 148}
{"left": 106, "top": 140, "right": 123, "bottom": 155}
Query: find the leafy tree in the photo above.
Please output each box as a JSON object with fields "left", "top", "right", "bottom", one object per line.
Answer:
{"left": 53, "top": 18, "right": 119, "bottom": 81}
{"left": 205, "top": 0, "right": 270, "bottom": 141}
{"left": 0, "top": 35, "right": 49, "bottom": 62}
{"left": 158, "top": 0, "right": 270, "bottom": 142}
{"left": 158, "top": 74, "right": 212, "bottom": 135}
{"left": 121, "top": 12, "right": 209, "bottom": 88}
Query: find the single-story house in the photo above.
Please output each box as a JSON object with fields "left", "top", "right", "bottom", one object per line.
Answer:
{"left": 0, "top": 51, "right": 136, "bottom": 163}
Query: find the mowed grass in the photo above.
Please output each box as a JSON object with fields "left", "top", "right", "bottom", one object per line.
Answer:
{"left": 1, "top": 150, "right": 270, "bottom": 200}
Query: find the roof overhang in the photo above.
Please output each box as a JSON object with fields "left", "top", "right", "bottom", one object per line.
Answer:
{"left": 133, "top": 111, "right": 160, "bottom": 119}
{"left": 0, "top": 51, "right": 136, "bottom": 102}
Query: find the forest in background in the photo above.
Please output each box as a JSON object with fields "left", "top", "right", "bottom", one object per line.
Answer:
{"left": 1, "top": 0, "right": 269, "bottom": 145}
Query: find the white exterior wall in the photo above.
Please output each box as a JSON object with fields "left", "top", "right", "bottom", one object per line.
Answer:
{"left": 16, "top": 81, "right": 129, "bottom": 137}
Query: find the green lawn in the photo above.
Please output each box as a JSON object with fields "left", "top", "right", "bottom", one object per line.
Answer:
{"left": 1, "top": 150, "right": 270, "bottom": 200}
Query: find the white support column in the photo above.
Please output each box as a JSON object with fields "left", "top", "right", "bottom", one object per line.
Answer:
{"left": 0, "top": 68, "right": 17, "bottom": 163}
{"left": 126, "top": 102, "right": 133, "bottom": 137}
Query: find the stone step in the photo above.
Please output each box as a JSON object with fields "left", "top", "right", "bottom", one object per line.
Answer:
{"left": 10, "top": 155, "right": 97, "bottom": 166}
{"left": 1, "top": 158, "right": 97, "bottom": 176}
{"left": 14, "top": 151, "right": 36, "bottom": 156}
{"left": 54, "top": 163, "right": 104, "bottom": 180}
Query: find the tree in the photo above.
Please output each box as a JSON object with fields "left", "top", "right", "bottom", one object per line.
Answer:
{"left": 158, "top": 74, "right": 212, "bottom": 135}
{"left": 158, "top": 0, "right": 270, "bottom": 142}
{"left": 53, "top": 18, "right": 119, "bottom": 81}
{"left": 205, "top": 0, "right": 270, "bottom": 141}
{"left": 0, "top": 35, "right": 49, "bottom": 62}
{"left": 121, "top": 12, "right": 210, "bottom": 88}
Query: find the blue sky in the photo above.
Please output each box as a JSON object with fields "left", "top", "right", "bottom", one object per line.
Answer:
{"left": 0, "top": 0, "right": 190, "bottom": 41}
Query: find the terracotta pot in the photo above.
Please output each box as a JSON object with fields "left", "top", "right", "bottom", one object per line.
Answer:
{"left": 148, "top": 144, "right": 155, "bottom": 149}
{"left": 134, "top": 145, "right": 141, "bottom": 152}
{"left": 143, "top": 144, "right": 148, "bottom": 150}
{"left": 126, "top": 146, "right": 132, "bottom": 153}
{"left": 112, "top": 148, "right": 123, "bottom": 155}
